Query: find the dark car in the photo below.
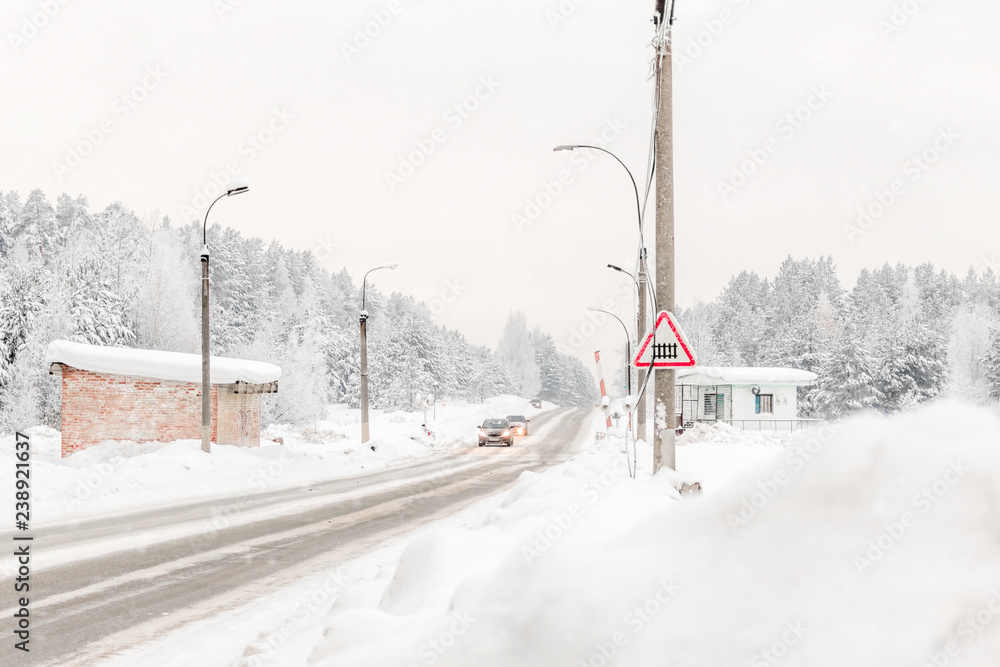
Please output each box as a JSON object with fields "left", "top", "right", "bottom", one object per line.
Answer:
{"left": 529, "top": 398, "right": 542, "bottom": 409}
{"left": 478, "top": 419, "right": 513, "bottom": 447}
{"left": 506, "top": 415, "right": 529, "bottom": 436}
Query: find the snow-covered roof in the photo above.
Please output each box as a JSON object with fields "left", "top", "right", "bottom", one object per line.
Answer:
{"left": 46, "top": 340, "right": 281, "bottom": 385}
{"left": 676, "top": 366, "right": 817, "bottom": 387}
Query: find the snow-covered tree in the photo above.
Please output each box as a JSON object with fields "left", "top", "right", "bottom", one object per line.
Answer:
{"left": 496, "top": 311, "right": 540, "bottom": 398}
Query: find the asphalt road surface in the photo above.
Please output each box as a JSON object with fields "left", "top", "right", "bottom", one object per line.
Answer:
{"left": 5, "top": 406, "right": 593, "bottom": 666}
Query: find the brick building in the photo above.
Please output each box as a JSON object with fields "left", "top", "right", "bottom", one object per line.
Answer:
{"left": 46, "top": 340, "right": 280, "bottom": 457}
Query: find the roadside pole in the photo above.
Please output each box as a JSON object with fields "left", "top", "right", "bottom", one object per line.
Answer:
{"left": 360, "top": 313, "right": 370, "bottom": 443}
{"left": 636, "top": 252, "right": 647, "bottom": 442}
{"left": 653, "top": 8, "right": 676, "bottom": 472}
{"left": 201, "top": 250, "right": 211, "bottom": 453}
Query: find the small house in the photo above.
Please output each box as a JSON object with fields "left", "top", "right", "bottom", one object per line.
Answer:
{"left": 46, "top": 340, "right": 280, "bottom": 457}
{"left": 676, "top": 366, "right": 818, "bottom": 431}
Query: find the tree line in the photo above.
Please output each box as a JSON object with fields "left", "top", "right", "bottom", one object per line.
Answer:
{"left": 0, "top": 189, "right": 596, "bottom": 433}
{"left": 676, "top": 256, "right": 1000, "bottom": 417}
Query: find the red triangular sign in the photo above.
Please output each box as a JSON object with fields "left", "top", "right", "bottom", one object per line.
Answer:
{"left": 634, "top": 311, "right": 697, "bottom": 368}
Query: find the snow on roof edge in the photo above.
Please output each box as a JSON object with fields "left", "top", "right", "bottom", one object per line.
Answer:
{"left": 46, "top": 340, "right": 281, "bottom": 385}
{"left": 676, "top": 366, "right": 817, "bottom": 386}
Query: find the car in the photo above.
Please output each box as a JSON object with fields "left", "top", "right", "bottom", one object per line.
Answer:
{"left": 506, "top": 415, "right": 529, "bottom": 436}
{"left": 478, "top": 419, "right": 513, "bottom": 447}
{"left": 529, "top": 398, "right": 542, "bottom": 409}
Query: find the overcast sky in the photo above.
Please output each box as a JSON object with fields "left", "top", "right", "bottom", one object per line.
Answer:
{"left": 3, "top": 0, "right": 998, "bottom": 374}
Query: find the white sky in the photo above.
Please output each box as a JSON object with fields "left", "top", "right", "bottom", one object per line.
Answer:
{"left": 2, "top": 0, "right": 998, "bottom": 377}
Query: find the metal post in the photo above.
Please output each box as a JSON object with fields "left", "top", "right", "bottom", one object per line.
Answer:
{"left": 360, "top": 314, "right": 370, "bottom": 443}
{"left": 200, "top": 250, "right": 211, "bottom": 453}
{"left": 636, "top": 253, "right": 647, "bottom": 442}
{"left": 653, "top": 10, "right": 676, "bottom": 472}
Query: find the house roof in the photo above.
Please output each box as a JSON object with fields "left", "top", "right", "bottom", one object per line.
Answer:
{"left": 676, "top": 366, "right": 817, "bottom": 387}
{"left": 46, "top": 340, "right": 282, "bottom": 385}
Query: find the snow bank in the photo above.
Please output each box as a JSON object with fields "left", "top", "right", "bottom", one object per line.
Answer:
{"left": 295, "top": 401, "right": 1000, "bottom": 666}
{"left": 45, "top": 339, "right": 281, "bottom": 385}
{"left": 0, "top": 395, "right": 543, "bottom": 526}
{"left": 677, "top": 420, "right": 796, "bottom": 447}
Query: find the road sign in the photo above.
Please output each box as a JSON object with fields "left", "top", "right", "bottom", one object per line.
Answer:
{"left": 634, "top": 311, "right": 696, "bottom": 368}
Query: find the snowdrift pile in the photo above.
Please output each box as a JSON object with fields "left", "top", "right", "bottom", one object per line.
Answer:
{"left": 298, "top": 402, "right": 1000, "bottom": 666}
{"left": 0, "top": 396, "right": 541, "bottom": 524}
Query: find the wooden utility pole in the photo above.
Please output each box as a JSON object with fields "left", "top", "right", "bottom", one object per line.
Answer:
{"left": 636, "top": 252, "right": 647, "bottom": 442}
{"left": 653, "top": 2, "right": 676, "bottom": 472}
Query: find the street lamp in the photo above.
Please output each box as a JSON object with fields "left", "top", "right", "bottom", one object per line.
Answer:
{"left": 557, "top": 144, "right": 654, "bottom": 441}
{"left": 360, "top": 261, "right": 399, "bottom": 444}
{"left": 587, "top": 307, "right": 632, "bottom": 399}
{"left": 608, "top": 263, "right": 639, "bottom": 339}
{"left": 554, "top": 145, "right": 642, "bottom": 232}
{"left": 201, "top": 177, "right": 250, "bottom": 453}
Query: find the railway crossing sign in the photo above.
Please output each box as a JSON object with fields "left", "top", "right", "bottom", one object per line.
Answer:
{"left": 634, "top": 311, "right": 697, "bottom": 368}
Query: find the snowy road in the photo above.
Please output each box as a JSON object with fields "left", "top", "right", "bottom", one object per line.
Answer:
{"left": 16, "top": 407, "right": 593, "bottom": 666}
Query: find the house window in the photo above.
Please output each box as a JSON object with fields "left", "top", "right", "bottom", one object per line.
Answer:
{"left": 755, "top": 394, "right": 773, "bottom": 415}
{"left": 703, "top": 393, "right": 717, "bottom": 419}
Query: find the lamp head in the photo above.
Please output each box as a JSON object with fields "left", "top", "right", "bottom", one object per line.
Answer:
{"left": 382, "top": 261, "right": 399, "bottom": 270}
{"left": 553, "top": 145, "right": 578, "bottom": 152}
{"left": 226, "top": 178, "right": 249, "bottom": 196}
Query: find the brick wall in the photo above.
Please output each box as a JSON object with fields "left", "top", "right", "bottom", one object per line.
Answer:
{"left": 58, "top": 365, "right": 226, "bottom": 458}
{"left": 217, "top": 387, "right": 262, "bottom": 449}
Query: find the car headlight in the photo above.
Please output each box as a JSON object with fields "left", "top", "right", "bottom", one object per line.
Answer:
{"left": 478, "top": 429, "right": 486, "bottom": 437}
{"left": 502, "top": 430, "right": 511, "bottom": 437}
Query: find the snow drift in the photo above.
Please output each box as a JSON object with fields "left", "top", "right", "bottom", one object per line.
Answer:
{"left": 301, "top": 401, "right": 1000, "bottom": 667}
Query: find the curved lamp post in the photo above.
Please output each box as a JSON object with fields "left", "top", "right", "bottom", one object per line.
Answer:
{"left": 557, "top": 144, "right": 653, "bottom": 440}
{"left": 201, "top": 177, "right": 250, "bottom": 453}
{"left": 554, "top": 145, "right": 642, "bottom": 232}
{"left": 360, "top": 261, "right": 399, "bottom": 443}
{"left": 587, "top": 307, "right": 632, "bottom": 399}
{"left": 607, "top": 263, "right": 639, "bottom": 340}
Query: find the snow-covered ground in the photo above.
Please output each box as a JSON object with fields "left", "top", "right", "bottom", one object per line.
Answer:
{"left": 209, "top": 400, "right": 1000, "bottom": 667}
{"left": 0, "top": 395, "right": 548, "bottom": 525}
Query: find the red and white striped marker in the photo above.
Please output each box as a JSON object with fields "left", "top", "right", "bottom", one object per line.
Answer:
{"left": 594, "top": 351, "right": 612, "bottom": 429}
